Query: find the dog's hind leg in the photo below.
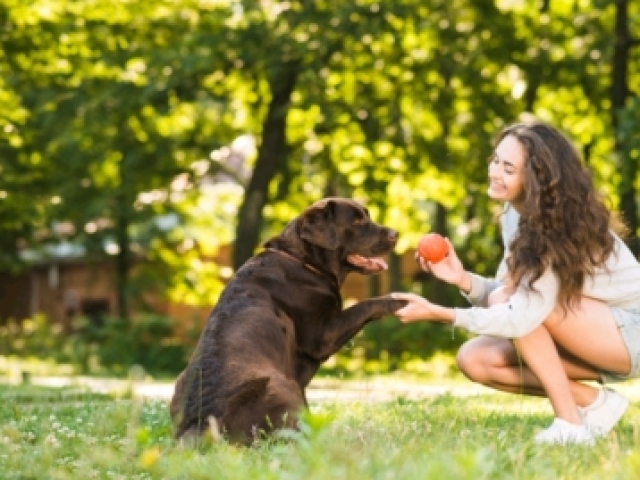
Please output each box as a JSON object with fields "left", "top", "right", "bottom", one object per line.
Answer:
{"left": 220, "top": 374, "right": 304, "bottom": 445}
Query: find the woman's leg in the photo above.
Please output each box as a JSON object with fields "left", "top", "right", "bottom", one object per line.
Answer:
{"left": 456, "top": 287, "right": 631, "bottom": 424}
{"left": 513, "top": 324, "right": 582, "bottom": 423}
{"left": 456, "top": 335, "right": 601, "bottom": 407}
{"left": 543, "top": 299, "right": 630, "bottom": 375}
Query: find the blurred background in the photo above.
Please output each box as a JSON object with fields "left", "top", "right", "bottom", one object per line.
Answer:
{"left": 0, "top": 0, "right": 638, "bottom": 380}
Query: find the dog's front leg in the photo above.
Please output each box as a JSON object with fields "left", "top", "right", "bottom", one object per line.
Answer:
{"left": 316, "top": 295, "right": 407, "bottom": 359}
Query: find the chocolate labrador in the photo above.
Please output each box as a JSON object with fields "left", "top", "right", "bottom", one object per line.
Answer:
{"left": 169, "top": 197, "right": 406, "bottom": 445}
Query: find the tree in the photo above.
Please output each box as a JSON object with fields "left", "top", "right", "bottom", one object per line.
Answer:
{"left": 611, "top": 0, "right": 640, "bottom": 252}
{"left": 1, "top": 0, "right": 241, "bottom": 317}
{"left": 0, "top": 0, "right": 638, "bottom": 363}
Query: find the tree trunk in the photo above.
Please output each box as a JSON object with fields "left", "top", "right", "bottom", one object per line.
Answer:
{"left": 428, "top": 202, "right": 450, "bottom": 303}
{"left": 612, "top": 0, "right": 638, "bottom": 254}
{"left": 115, "top": 155, "right": 133, "bottom": 321}
{"left": 115, "top": 210, "right": 129, "bottom": 320}
{"left": 388, "top": 252, "right": 403, "bottom": 292}
{"left": 232, "top": 62, "right": 300, "bottom": 270}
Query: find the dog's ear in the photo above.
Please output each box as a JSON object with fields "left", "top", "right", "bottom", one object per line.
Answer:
{"left": 299, "top": 200, "right": 340, "bottom": 250}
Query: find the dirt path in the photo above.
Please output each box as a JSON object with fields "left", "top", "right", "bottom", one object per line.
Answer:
{"left": 11, "top": 375, "right": 640, "bottom": 403}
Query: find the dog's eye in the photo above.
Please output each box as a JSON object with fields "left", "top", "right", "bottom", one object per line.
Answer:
{"left": 353, "top": 217, "right": 367, "bottom": 225}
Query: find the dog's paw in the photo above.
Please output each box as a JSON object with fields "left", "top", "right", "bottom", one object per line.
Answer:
{"left": 381, "top": 296, "right": 408, "bottom": 314}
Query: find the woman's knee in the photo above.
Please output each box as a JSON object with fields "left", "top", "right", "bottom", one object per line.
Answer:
{"left": 456, "top": 336, "right": 514, "bottom": 383}
{"left": 456, "top": 338, "right": 490, "bottom": 381}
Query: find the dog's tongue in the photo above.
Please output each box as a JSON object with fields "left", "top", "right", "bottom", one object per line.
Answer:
{"left": 347, "top": 254, "right": 388, "bottom": 272}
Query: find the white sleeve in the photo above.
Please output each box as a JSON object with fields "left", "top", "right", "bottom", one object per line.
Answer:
{"left": 453, "top": 268, "right": 559, "bottom": 338}
{"left": 461, "top": 258, "right": 508, "bottom": 307}
{"left": 460, "top": 204, "right": 517, "bottom": 307}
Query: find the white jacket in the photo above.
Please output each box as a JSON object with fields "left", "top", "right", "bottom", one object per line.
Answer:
{"left": 453, "top": 206, "right": 640, "bottom": 338}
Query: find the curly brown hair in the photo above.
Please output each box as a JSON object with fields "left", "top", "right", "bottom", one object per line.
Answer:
{"left": 497, "top": 121, "right": 619, "bottom": 312}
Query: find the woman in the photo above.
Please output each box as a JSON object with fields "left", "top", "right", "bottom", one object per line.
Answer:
{"left": 392, "top": 120, "right": 640, "bottom": 445}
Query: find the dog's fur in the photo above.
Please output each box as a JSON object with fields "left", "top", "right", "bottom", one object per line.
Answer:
{"left": 169, "top": 197, "right": 406, "bottom": 444}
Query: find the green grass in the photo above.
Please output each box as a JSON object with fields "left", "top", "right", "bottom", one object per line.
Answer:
{"left": 1, "top": 383, "right": 640, "bottom": 480}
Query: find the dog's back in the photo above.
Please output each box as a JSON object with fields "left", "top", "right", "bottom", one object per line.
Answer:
{"left": 170, "top": 254, "right": 311, "bottom": 444}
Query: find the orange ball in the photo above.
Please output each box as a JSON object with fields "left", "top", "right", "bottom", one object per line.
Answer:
{"left": 418, "top": 233, "right": 448, "bottom": 263}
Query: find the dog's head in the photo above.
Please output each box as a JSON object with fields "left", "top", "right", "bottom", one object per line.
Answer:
{"left": 296, "top": 197, "right": 398, "bottom": 275}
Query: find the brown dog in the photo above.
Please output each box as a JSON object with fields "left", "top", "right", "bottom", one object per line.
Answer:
{"left": 169, "top": 197, "right": 406, "bottom": 444}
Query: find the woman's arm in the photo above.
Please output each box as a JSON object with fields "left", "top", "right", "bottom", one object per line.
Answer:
{"left": 390, "top": 293, "right": 456, "bottom": 324}
{"left": 420, "top": 237, "right": 506, "bottom": 307}
{"left": 461, "top": 259, "right": 507, "bottom": 307}
{"left": 393, "top": 268, "right": 560, "bottom": 338}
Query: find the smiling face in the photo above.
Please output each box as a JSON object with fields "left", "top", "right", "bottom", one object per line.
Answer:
{"left": 487, "top": 134, "right": 526, "bottom": 210}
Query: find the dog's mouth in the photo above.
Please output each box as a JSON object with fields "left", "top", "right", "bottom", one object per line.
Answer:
{"left": 346, "top": 254, "right": 388, "bottom": 273}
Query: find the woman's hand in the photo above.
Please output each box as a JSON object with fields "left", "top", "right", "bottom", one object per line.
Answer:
{"left": 390, "top": 292, "right": 455, "bottom": 324}
{"left": 416, "top": 238, "right": 470, "bottom": 292}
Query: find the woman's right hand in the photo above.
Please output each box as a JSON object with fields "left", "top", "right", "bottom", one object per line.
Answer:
{"left": 390, "top": 292, "right": 455, "bottom": 324}
{"left": 417, "top": 238, "right": 469, "bottom": 290}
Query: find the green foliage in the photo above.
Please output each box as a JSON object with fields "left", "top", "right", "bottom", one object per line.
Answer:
{"left": 0, "top": 0, "right": 639, "bottom": 356}
{"left": 2, "top": 0, "right": 636, "bottom": 258}
{"left": 68, "top": 315, "right": 187, "bottom": 376}
{"left": 0, "top": 311, "right": 466, "bottom": 380}
{"left": 0, "top": 314, "right": 188, "bottom": 377}
{"left": 618, "top": 96, "right": 640, "bottom": 220}
{"left": 0, "top": 315, "right": 67, "bottom": 361}
{"left": 1, "top": 385, "right": 640, "bottom": 479}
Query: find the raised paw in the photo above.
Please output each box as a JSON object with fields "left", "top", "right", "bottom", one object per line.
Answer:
{"left": 384, "top": 296, "right": 409, "bottom": 314}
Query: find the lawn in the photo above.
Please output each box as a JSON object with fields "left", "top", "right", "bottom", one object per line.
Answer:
{"left": 1, "top": 381, "right": 639, "bottom": 480}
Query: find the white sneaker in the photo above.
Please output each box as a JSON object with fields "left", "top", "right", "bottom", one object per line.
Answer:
{"left": 579, "top": 388, "right": 628, "bottom": 437}
{"left": 534, "top": 418, "right": 595, "bottom": 446}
